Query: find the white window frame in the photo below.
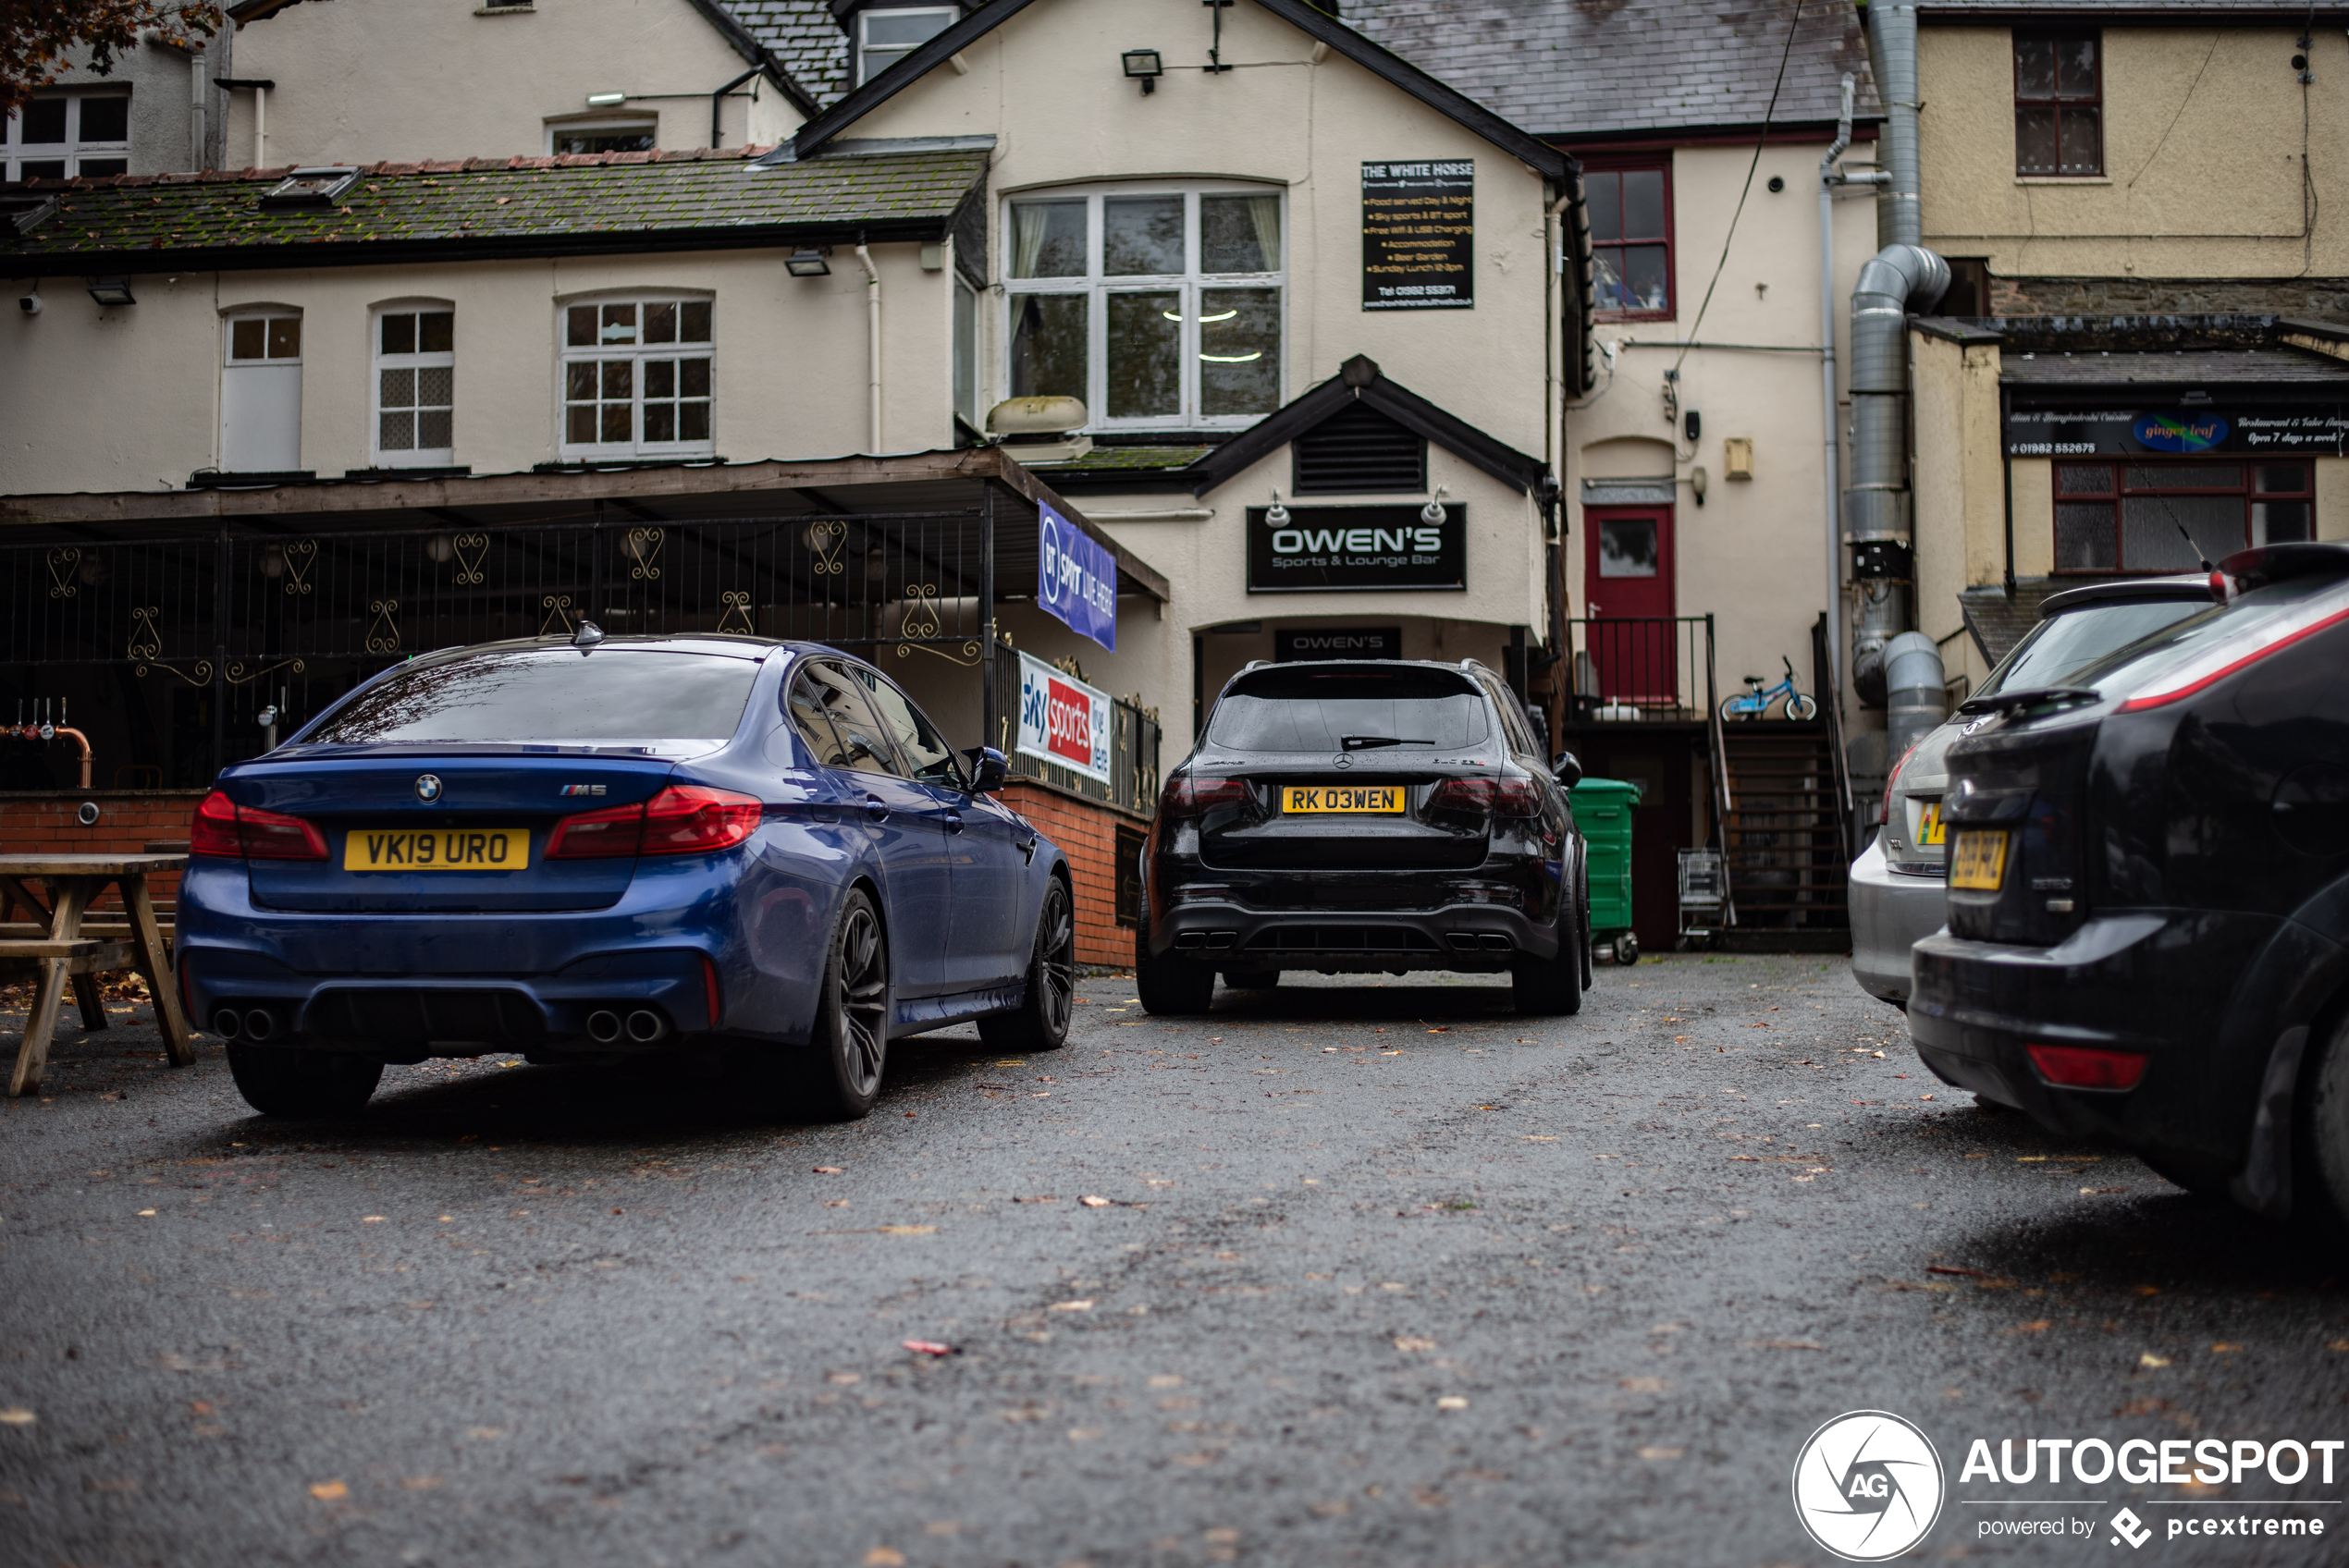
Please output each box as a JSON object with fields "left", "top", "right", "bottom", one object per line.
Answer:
{"left": 3, "top": 92, "right": 131, "bottom": 181}
{"left": 953, "top": 275, "right": 980, "bottom": 434}
{"left": 857, "top": 6, "right": 958, "bottom": 84}
{"left": 220, "top": 306, "right": 305, "bottom": 472}
{"left": 372, "top": 301, "right": 456, "bottom": 468}
{"left": 1001, "top": 181, "right": 1286, "bottom": 435}
{"left": 557, "top": 293, "right": 717, "bottom": 461}
{"left": 545, "top": 117, "right": 658, "bottom": 155}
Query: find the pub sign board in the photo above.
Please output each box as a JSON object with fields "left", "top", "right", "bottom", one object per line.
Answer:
{"left": 1275, "top": 626, "right": 1403, "bottom": 661}
{"left": 1015, "top": 650, "right": 1113, "bottom": 785}
{"left": 2005, "top": 406, "right": 2349, "bottom": 457}
{"left": 1362, "top": 161, "right": 1473, "bottom": 311}
{"left": 1247, "top": 505, "right": 1465, "bottom": 594}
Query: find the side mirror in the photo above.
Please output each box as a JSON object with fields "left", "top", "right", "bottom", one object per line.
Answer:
{"left": 965, "top": 745, "right": 1010, "bottom": 794}
{"left": 1553, "top": 751, "right": 1583, "bottom": 790}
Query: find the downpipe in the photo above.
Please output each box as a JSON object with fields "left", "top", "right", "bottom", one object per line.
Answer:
{"left": 855, "top": 238, "right": 882, "bottom": 450}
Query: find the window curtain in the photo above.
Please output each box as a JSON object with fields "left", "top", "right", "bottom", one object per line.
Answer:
{"left": 1245, "top": 194, "right": 1282, "bottom": 272}
{"left": 1013, "top": 203, "right": 1052, "bottom": 280}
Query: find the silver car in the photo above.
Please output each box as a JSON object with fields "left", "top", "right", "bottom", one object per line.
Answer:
{"left": 1848, "top": 577, "right": 2218, "bottom": 1008}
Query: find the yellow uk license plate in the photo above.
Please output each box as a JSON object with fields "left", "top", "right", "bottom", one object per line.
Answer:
{"left": 1917, "top": 801, "right": 1947, "bottom": 846}
{"left": 1949, "top": 829, "right": 2008, "bottom": 891}
{"left": 1283, "top": 785, "right": 1404, "bottom": 815}
{"left": 343, "top": 827, "right": 530, "bottom": 872}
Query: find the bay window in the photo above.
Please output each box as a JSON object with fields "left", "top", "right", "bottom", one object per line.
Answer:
{"left": 1004, "top": 184, "right": 1285, "bottom": 432}
{"left": 560, "top": 296, "right": 714, "bottom": 459}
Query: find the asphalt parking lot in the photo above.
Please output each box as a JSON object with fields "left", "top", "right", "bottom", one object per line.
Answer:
{"left": 4, "top": 954, "right": 2345, "bottom": 1566}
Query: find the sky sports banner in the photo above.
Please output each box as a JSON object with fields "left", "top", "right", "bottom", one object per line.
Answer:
{"left": 1015, "top": 651, "right": 1113, "bottom": 785}
{"left": 1036, "top": 502, "right": 1117, "bottom": 653}
{"left": 2004, "top": 405, "right": 2349, "bottom": 456}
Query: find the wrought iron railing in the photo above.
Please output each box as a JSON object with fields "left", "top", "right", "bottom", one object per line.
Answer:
{"left": 1, "top": 513, "right": 1007, "bottom": 784}
{"left": 1810, "top": 610, "right": 1857, "bottom": 860}
{"left": 1565, "top": 615, "right": 1716, "bottom": 718}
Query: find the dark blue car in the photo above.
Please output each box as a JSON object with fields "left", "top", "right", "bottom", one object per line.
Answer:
{"left": 179, "top": 630, "right": 1076, "bottom": 1121}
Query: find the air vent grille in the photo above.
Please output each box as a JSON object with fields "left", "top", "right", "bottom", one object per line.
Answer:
{"left": 1291, "top": 401, "right": 1427, "bottom": 495}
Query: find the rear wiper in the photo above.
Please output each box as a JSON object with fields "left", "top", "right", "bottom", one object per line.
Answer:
{"left": 1955, "top": 686, "right": 2100, "bottom": 717}
{"left": 1338, "top": 735, "right": 1433, "bottom": 750}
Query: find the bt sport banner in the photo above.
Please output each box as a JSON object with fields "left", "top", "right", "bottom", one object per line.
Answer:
{"left": 1037, "top": 502, "right": 1117, "bottom": 652}
{"left": 1015, "top": 651, "right": 1113, "bottom": 786}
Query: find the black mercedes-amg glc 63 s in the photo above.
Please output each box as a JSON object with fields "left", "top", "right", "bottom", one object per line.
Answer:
{"left": 1135, "top": 658, "right": 1591, "bottom": 1018}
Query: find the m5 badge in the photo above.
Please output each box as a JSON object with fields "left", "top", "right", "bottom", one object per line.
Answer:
{"left": 560, "top": 784, "right": 607, "bottom": 797}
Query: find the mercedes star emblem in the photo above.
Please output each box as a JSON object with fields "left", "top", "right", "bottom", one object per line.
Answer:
{"left": 1333, "top": 753, "right": 1354, "bottom": 770}
{"left": 414, "top": 774, "right": 443, "bottom": 802}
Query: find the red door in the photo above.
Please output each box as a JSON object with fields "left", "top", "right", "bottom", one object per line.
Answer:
{"left": 1582, "top": 506, "right": 1678, "bottom": 706}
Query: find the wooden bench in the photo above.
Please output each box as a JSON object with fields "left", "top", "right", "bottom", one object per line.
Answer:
{"left": 2, "top": 855, "right": 193, "bottom": 1096}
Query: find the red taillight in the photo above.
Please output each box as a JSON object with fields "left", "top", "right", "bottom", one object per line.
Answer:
{"left": 1161, "top": 776, "right": 1248, "bottom": 818}
{"left": 702, "top": 953, "right": 724, "bottom": 1030}
{"left": 1429, "top": 776, "right": 1541, "bottom": 817}
{"left": 189, "top": 789, "right": 326, "bottom": 860}
{"left": 547, "top": 785, "right": 761, "bottom": 859}
{"left": 2025, "top": 1043, "right": 2148, "bottom": 1090}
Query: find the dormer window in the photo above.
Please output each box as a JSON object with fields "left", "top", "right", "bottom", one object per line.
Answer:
{"left": 857, "top": 6, "right": 957, "bottom": 83}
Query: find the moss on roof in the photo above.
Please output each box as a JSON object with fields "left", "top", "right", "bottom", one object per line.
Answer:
{"left": 2, "top": 145, "right": 988, "bottom": 267}
{"left": 1032, "top": 446, "right": 1216, "bottom": 472}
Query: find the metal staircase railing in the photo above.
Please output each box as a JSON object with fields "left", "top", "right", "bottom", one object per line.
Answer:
{"left": 1810, "top": 610, "right": 1858, "bottom": 860}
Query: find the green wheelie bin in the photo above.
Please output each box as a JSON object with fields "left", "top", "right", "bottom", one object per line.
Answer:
{"left": 1569, "top": 777, "right": 1643, "bottom": 965}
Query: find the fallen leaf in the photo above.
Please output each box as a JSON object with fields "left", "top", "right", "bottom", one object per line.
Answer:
{"left": 402, "top": 1476, "right": 442, "bottom": 1489}
{"left": 308, "top": 1480, "right": 349, "bottom": 1501}
{"left": 137, "top": 1208, "right": 156, "bottom": 1217}
{"left": 1149, "top": 1375, "right": 1183, "bottom": 1388}
{"left": 1638, "top": 1446, "right": 1683, "bottom": 1460}
{"left": 1435, "top": 1395, "right": 1469, "bottom": 1410}
{"left": 469, "top": 1427, "right": 506, "bottom": 1439}
{"left": 1926, "top": 1265, "right": 1987, "bottom": 1278}
{"left": 864, "top": 1550, "right": 906, "bottom": 1567}
{"left": 1520, "top": 1135, "right": 1558, "bottom": 1143}
{"left": 813, "top": 1167, "right": 844, "bottom": 1175}
{"left": 903, "top": 1340, "right": 956, "bottom": 1357}
{"left": 1079, "top": 1195, "right": 1113, "bottom": 1208}
{"left": 0, "top": 1409, "right": 31, "bottom": 1426}
{"left": 1066, "top": 1427, "right": 1102, "bottom": 1441}
{"left": 2328, "top": 1339, "right": 2349, "bottom": 1353}
{"left": 2008, "top": 1320, "right": 2053, "bottom": 1335}
{"left": 1618, "top": 1377, "right": 1665, "bottom": 1392}
{"left": 1393, "top": 1336, "right": 1435, "bottom": 1353}
{"left": 2139, "top": 1354, "right": 2171, "bottom": 1369}
{"left": 878, "top": 1225, "right": 936, "bottom": 1235}
{"left": 1754, "top": 1340, "right": 1824, "bottom": 1351}
{"left": 2210, "top": 1342, "right": 2242, "bottom": 1354}
{"left": 1050, "top": 1299, "right": 1094, "bottom": 1313}
{"left": 363, "top": 1216, "right": 385, "bottom": 1223}
{"left": 2135, "top": 1285, "right": 2161, "bottom": 1297}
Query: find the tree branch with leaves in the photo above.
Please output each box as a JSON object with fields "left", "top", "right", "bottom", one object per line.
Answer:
{"left": 1, "top": 0, "right": 225, "bottom": 115}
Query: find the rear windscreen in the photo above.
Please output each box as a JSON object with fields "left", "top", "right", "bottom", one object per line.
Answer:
{"left": 307, "top": 649, "right": 761, "bottom": 745}
{"left": 1205, "top": 667, "right": 1489, "bottom": 752}
{"left": 1978, "top": 599, "right": 2208, "bottom": 697}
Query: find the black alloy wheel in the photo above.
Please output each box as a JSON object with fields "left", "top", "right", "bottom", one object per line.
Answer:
{"left": 1135, "top": 929, "right": 1215, "bottom": 1015}
{"left": 981, "top": 878, "right": 1076, "bottom": 1049}
{"left": 226, "top": 1044, "right": 384, "bottom": 1119}
{"left": 798, "top": 888, "right": 892, "bottom": 1120}
{"left": 1513, "top": 898, "right": 1585, "bottom": 1017}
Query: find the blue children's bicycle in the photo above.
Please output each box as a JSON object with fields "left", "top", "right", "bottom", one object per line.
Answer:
{"left": 1718, "top": 655, "right": 1818, "bottom": 722}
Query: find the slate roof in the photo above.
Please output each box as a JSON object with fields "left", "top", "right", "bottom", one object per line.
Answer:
{"left": 1961, "top": 581, "right": 2062, "bottom": 668}
{"left": 720, "top": 0, "right": 854, "bottom": 108}
{"left": 0, "top": 146, "right": 989, "bottom": 271}
{"left": 1999, "top": 348, "right": 2349, "bottom": 389}
{"left": 1921, "top": 2, "right": 2349, "bottom": 15}
{"left": 1335, "top": 0, "right": 1881, "bottom": 141}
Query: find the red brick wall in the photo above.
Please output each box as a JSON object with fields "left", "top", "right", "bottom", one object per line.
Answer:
{"left": 1001, "top": 779, "right": 1145, "bottom": 969}
{"left": 0, "top": 790, "right": 205, "bottom": 911}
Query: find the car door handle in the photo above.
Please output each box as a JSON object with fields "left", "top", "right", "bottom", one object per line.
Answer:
{"left": 864, "top": 795, "right": 890, "bottom": 823}
{"left": 943, "top": 811, "right": 964, "bottom": 835}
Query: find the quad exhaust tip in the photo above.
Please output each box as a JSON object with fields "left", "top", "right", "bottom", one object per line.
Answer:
{"left": 625, "top": 1010, "right": 668, "bottom": 1044}
{"left": 585, "top": 1010, "right": 622, "bottom": 1045}
{"left": 212, "top": 1007, "right": 243, "bottom": 1040}
{"left": 242, "top": 1008, "right": 277, "bottom": 1042}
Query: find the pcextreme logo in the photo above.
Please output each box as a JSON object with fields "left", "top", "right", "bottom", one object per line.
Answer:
{"left": 1792, "top": 1411, "right": 1948, "bottom": 1562}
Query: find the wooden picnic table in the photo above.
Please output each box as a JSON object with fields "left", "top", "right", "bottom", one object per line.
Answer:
{"left": 2, "top": 854, "right": 194, "bottom": 1097}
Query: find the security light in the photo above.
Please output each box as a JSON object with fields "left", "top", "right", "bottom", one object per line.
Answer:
{"left": 785, "top": 249, "right": 831, "bottom": 277}
{"left": 85, "top": 277, "right": 135, "bottom": 306}
{"left": 1122, "top": 48, "right": 1163, "bottom": 93}
{"left": 585, "top": 92, "right": 628, "bottom": 107}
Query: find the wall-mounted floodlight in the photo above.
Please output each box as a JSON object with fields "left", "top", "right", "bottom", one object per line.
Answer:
{"left": 784, "top": 249, "right": 831, "bottom": 277}
{"left": 584, "top": 91, "right": 628, "bottom": 107}
{"left": 85, "top": 277, "right": 135, "bottom": 306}
{"left": 1121, "top": 48, "right": 1163, "bottom": 93}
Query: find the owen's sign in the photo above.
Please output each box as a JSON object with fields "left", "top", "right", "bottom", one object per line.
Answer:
{"left": 1247, "top": 505, "right": 1466, "bottom": 593}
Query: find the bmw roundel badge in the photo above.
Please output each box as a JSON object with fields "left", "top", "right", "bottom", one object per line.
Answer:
{"left": 414, "top": 774, "right": 443, "bottom": 802}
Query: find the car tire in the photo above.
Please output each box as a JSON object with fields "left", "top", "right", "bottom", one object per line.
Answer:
{"left": 794, "top": 888, "right": 892, "bottom": 1121}
{"left": 1136, "top": 931, "right": 1214, "bottom": 1015}
{"left": 2299, "top": 1014, "right": 2349, "bottom": 1231}
{"left": 1575, "top": 849, "right": 1594, "bottom": 993}
{"left": 1514, "top": 901, "right": 1585, "bottom": 1017}
{"left": 978, "top": 877, "right": 1075, "bottom": 1051}
{"left": 227, "top": 1044, "right": 383, "bottom": 1119}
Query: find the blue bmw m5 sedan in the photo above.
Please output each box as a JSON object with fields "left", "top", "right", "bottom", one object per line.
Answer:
{"left": 179, "top": 630, "right": 1076, "bottom": 1121}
